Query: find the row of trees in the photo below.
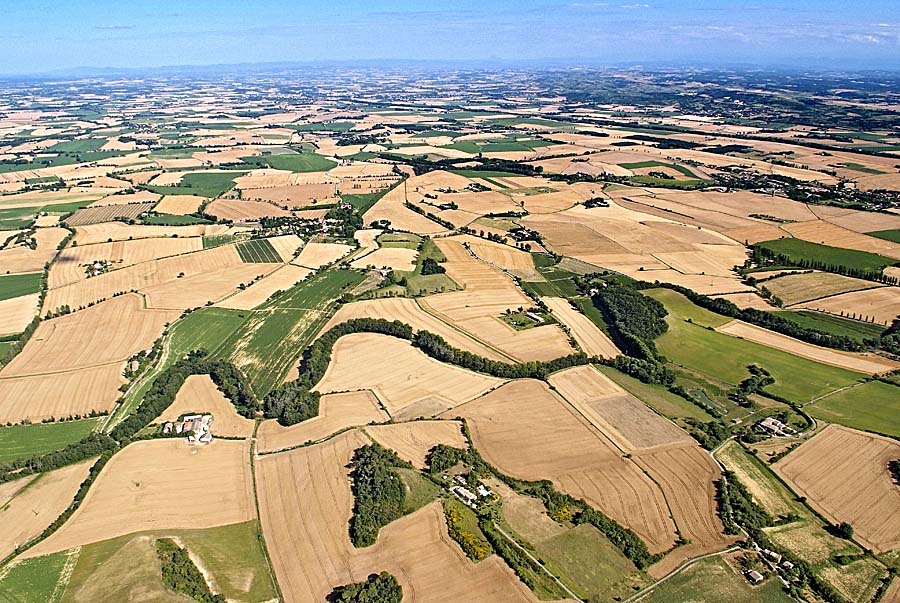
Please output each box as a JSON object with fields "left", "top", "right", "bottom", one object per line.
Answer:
{"left": 111, "top": 351, "right": 253, "bottom": 442}
{"left": 753, "top": 244, "right": 899, "bottom": 285}
{"left": 264, "top": 319, "right": 414, "bottom": 425}
{"left": 265, "top": 318, "right": 592, "bottom": 426}
{"left": 425, "top": 441, "right": 656, "bottom": 570}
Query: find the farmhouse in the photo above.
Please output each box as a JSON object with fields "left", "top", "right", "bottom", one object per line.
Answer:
{"left": 756, "top": 417, "right": 796, "bottom": 437}
{"left": 746, "top": 570, "right": 764, "bottom": 584}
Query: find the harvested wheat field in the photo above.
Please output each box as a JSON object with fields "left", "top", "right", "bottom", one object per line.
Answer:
{"left": 363, "top": 180, "right": 449, "bottom": 235}
{"left": 453, "top": 379, "right": 679, "bottom": 553}
{"left": 159, "top": 374, "right": 255, "bottom": 438}
{"left": 315, "top": 333, "right": 504, "bottom": 420}
{"left": 267, "top": 233, "right": 305, "bottom": 261}
{"left": 547, "top": 366, "right": 692, "bottom": 452}
{"left": 717, "top": 320, "right": 897, "bottom": 374}
{"left": 49, "top": 237, "right": 203, "bottom": 288}
{"left": 775, "top": 425, "right": 900, "bottom": 553}
{"left": 350, "top": 246, "right": 417, "bottom": 271}
{"left": 710, "top": 292, "right": 774, "bottom": 310}
{"left": 217, "top": 264, "right": 312, "bottom": 309}
{"left": 320, "top": 297, "right": 508, "bottom": 361}
{"left": 0, "top": 227, "right": 67, "bottom": 274}
{"left": 0, "top": 363, "right": 125, "bottom": 423}
{"left": 3, "top": 294, "right": 177, "bottom": 377}
{"left": 257, "top": 391, "right": 389, "bottom": 453}
{"left": 142, "top": 263, "right": 277, "bottom": 309}
{"left": 420, "top": 238, "right": 575, "bottom": 362}
{"left": 256, "top": 431, "right": 543, "bottom": 603}
{"left": 88, "top": 190, "right": 160, "bottom": 207}
{"left": 65, "top": 202, "right": 155, "bottom": 227}
{"left": 206, "top": 198, "right": 291, "bottom": 221}
{"left": 0, "top": 293, "right": 39, "bottom": 336}
{"left": 464, "top": 237, "right": 542, "bottom": 280}
{"left": 782, "top": 221, "right": 900, "bottom": 260}
{"left": 796, "top": 286, "right": 900, "bottom": 326}
{"left": 762, "top": 271, "right": 885, "bottom": 306}
{"left": 24, "top": 438, "right": 255, "bottom": 558}
{"left": 152, "top": 194, "right": 205, "bottom": 214}
{"left": 43, "top": 244, "right": 263, "bottom": 311}
{"left": 541, "top": 297, "right": 620, "bottom": 358}
{"left": 0, "top": 460, "right": 94, "bottom": 560}
{"left": 632, "top": 445, "right": 731, "bottom": 578}
{"left": 241, "top": 183, "right": 336, "bottom": 206}
{"left": 291, "top": 241, "right": 352, "bottom": 269}
{"left": 365, "top": 420, "right": 466, "bottom": 468}
{"left": 73, "top": 222, "right": 232, "bottom": 244}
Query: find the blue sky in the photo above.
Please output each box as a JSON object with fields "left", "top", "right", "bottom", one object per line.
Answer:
{"left": 1, "top": 0, "right": 899, "bottom": 74}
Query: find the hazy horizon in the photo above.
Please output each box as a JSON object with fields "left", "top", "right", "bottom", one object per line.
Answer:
{"left": 2, "top": 0, "right": 899, "bottom": 76}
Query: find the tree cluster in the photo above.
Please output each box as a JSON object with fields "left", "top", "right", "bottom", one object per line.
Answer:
{"left": 155, "top": 538, "right": 225, "bottom": 603}
{"left": 348, "top": 444, "right": 412, "bottom": 547}
{"left": 591, "top": 283, "right": 668, "bottom": 359}
{"left": 328, "top": 572, "right": 402, "bottom": 603}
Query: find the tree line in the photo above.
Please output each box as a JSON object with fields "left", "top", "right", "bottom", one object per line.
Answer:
{"left": 265, "top": 317, "right": 591, "bottom": 426}
{"left": 752, "top": 244, "right": 898, "bottom": 286}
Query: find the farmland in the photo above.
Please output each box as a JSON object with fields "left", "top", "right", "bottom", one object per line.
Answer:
{"left": 3, "top": 63, "right": 900, "bottom": 603}
{"left": 0, "top": 419, "right": 100, "bottom": 464}
{"left": 775, "top": 425, "right": 900, "bottom": 553}
{"left": 0, "top": 272, "right": 41, "bottom": 301}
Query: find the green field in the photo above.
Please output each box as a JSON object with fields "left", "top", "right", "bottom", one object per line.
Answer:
{"left": 448, "top": 169, "right": 523, "bottom": 179}
{"left": 397, "top": 468, "right": 442, "bottom": 513}
{"left": 806, "top": 380, "right": 900, "bottom": 437}
{"left": 488, "top": 117, "right": 572, "bottom": 128}
{"left": 639, "top": 556, "right": 793, "bottom": 603}
{"left": 619, "top": 160, "right": 701, "bottom": 179}
{"left": 377, "top": 232, "right": 421, "bottom": 249}
{"left": 145, "top": 171, "right": 247, "bottom": 198}
{"left": 0, "top": 272, "right": 42, "bottom": 301}
{"left": 645, "top": 289, "right": 865, "bottom": 403}
{"left": 773, "top": 310, "right": 885, "bottom": 342}
{"left": 629, "top": 175, "right": 711, "bottom": 189}
{"left": 0, "top": 419, "right": 101, "bottom": 464}
{"left": 202, "top": 234, "right": 238, "bottom": 248}
{"left": 0, "top": 151, "right": 122, "bottom": 174}
{"left": 342, "top": 180, "right": 401, "bottom": 215}
{"left": 536, "top": 524, "right": 647, "bottom": 601}
{"left": 838, "top": 162, "right": 886, "bottom": 174}
{"left": 596, "top": 365, "right": 714, "bottom": 422}
{"left": 866, "top": 229, "right": 900, "bottom": 244}
{"left": 716, "top": 441, "right": 801, "bottom": 518}
{"left": 241, "top": 152, "right": 337, "bottom": 173}
{"left": 443, "top": 137, "right": 554, "bottom": 154}
{"left": 236, "top": 238, "right": 282, "bottom": 263}
{"left": 756, "top": 238, "right": 897, "bottom": 273}
{"left": 58, "top": 521, "right": 276, "bottom": 603}
{"left": 148, "top": 146, "right": 204, "bottom": 159}
{"left": 216, "top": 269, "right": 365, "bottom": 395}
{"left": 107, "top": 307, "right": 249, "bottom": 430}
{"left": 46, "top": 138, "right": 107, "bottom": 153}
{"left": 143, "top": 213, "right": 212, "bottom": 226}
{"left": 286, "top": 121, "right": 354, "bottom": 132}
{"left": 0, "top": 551, "right": 69, "bottom": 602}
